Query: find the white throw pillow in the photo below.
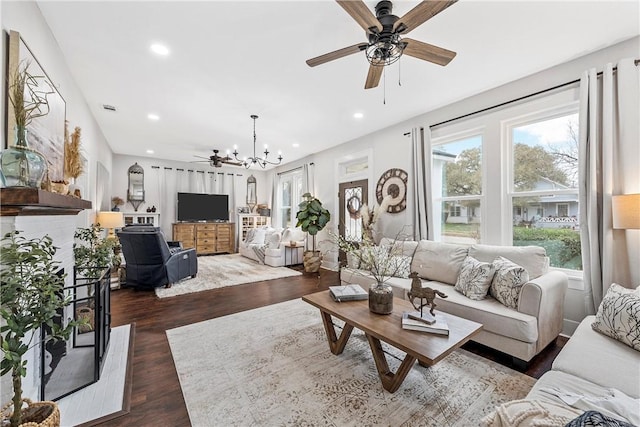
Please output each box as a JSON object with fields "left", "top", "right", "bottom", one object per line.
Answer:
{"left": 490, "top": 256, "right": 529, "bottom": 309}
{"left": 346, "top": 250, "right": 360, "bottom": 269}
{"left": 454, "top": 256, "right": 495, "bottom": 300}
{"left": 249, "top": 228, "right": 266, "bottom": 245}
{"left": 592, "top": 283, "right": 640, "bottom": 351}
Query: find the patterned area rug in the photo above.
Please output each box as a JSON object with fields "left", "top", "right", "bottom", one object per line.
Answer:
{"left": 155, "top": 253, "right": 301, "bottom": 298}
{"left": 167, "top": 299, "right": 536, "bottom": 426}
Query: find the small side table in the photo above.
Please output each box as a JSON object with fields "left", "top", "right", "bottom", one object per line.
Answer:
{"left": 284, "top": 244, "right": 301, "bottom": 266}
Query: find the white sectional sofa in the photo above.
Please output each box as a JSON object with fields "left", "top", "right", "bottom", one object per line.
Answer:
{"left": 238, "top": 226, "right": 306, "bottom": 267}
{"left": 340, "top": 238, "right": 568, "bottom": 362}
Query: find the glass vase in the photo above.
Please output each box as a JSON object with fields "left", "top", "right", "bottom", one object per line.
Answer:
{"left": 0, "top": 126, "right": 47, "bottom": 188}
{"left": 369, "top": 282, "right": 394, "bottom": 314}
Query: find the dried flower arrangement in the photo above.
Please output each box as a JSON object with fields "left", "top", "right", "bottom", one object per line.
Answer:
{"left": 9, "top": 59, "right": 54, "bottom": 140}
{"left": 111, "top": 196, "right": 124, "bottom": 207}
{"left": 64, "top": 122, "right": 84, "bottom": 180}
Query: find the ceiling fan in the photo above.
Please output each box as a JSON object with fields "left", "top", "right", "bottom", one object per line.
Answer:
{"left": 306, "top": 0, "right": 458, "bottom": 89}
{"left": 193, "top": 149, "right": 243, "bottom": 168}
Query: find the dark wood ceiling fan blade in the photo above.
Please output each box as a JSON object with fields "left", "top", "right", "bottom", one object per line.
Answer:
{"left": 306, "top": 43, "right": 368, "bottom": 67}
{"left": 393, "top": 0, "right": 458, "bottom": 34}
{"left": 336, "top": 0, "right": 382, "bottom": 33}
{"left": 364, "top": 64, "right": 384, "bottom": 89}
{"left": 402, "top": 38, "right": 456, "bottom": 66}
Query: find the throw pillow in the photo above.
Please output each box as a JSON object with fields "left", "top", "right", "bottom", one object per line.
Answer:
{"left": 249, "top": 228, "right": 266, "bottom": 245}
{"left": 390, "top": 255, "right": 412, "bottom": 279}
{"left": 454, "top": 256, "right": 495, "bottom": 300}
{"left": 592, "top": 283, "right": 640, "bottom": 351}
{"left": 346, "top": 250, "right": 360, "bottom": 269}
{"left": 490, "top": 256, "right": 529, "bottom": 309}
{"left": 244, "top": 228, "right": 256, "bottom": 244}
{"left": 564, "top": 411, "right": 635, "bottom": 427}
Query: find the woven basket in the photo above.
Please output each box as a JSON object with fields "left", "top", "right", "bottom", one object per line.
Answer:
{"left": 1, "top": 398, "right": 60, "bottom": 427}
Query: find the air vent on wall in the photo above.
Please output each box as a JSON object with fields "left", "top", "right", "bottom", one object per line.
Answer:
{"left": 102, "top": 104, "right": 117, "bottom": 112}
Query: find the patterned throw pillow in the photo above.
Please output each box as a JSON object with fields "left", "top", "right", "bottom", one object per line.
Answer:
{"left": 592, "top": 283, "right": 640, "bottom": 351}
{"left": 490, "top": 256, "right": 529, "bottom": 309}
{"left": 454, "top": 256, "right": 496, "bottom": 300}
{"left": 390, "top": 255, "right": 412, "bottom": 279}
{"left": 244, "top": 228, "right": 256, "bottom": 244}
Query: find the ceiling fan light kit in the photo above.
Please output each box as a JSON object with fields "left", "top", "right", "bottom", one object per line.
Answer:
{"left": 307, "top": 0, "right": 458, "bottom": 89}
{"left": 232, "top": 115, "right": 283, "bottom": 169}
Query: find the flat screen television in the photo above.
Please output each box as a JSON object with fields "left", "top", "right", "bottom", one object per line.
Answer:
{"left": 177, "top": 193, "right": 229, "bottom": 222}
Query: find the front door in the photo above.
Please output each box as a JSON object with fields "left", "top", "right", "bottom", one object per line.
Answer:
{"left": 338, "top": 179, "right": 368, "bottom": 267}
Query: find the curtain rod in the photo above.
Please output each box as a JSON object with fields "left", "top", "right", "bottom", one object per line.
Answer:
{"left": 429, "top": 59, "right": 639, "bottom": 130}
{"left": 277, "top": 162, "right": 314, "bottom": 176}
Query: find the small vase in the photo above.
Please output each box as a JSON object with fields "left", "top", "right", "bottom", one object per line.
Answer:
{"left": 0, "top": 126, "right": 47, "bottom": 188}
{"left": 369, "top": 282, "right": 394, "bottom": 314}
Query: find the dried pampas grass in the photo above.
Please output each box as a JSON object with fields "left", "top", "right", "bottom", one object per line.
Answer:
{"left": 64, "top": 122, "right": 84, "bottom": 180}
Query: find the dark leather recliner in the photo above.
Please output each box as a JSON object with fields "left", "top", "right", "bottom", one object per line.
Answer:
{"left": 117, "top": 225, "right": 197, "bottom": 289}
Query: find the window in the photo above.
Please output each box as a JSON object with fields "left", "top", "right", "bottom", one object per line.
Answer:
{"left": 432, "top": 133, "right": 483, "bottom": 244}
{"left": 509, "top": 111, "right": 581, "bottom": 270}
{"left": 278, "top": 170, "right": 303, "bottom": 228}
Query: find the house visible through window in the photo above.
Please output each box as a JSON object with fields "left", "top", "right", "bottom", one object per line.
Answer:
{"left": 431, "top": 133, "right": 483, "bottom": 244}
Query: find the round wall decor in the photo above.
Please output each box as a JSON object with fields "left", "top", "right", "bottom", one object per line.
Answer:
{"left": 346, "top": 194, "right": 362, "bottom": 219}
{"left": 376, "top": 168, "right": 408, "bottom": 213}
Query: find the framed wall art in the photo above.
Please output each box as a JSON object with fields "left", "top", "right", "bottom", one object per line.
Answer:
{"left": 6, "top": 30, "right": 67, "bottom": 182}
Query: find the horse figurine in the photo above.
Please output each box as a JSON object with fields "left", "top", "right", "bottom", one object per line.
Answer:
{"left": 407, "top": 271, "right": 448, "bottom": 317}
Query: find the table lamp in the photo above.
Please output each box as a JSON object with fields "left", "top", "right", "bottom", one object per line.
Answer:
{"left": 612, "top": 193, "right": 640, "bottom": 229}
{"left": 97, "top": 211, "right": 125, "bottom": 241}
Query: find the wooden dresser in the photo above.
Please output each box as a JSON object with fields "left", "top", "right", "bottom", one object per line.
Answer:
{"left": 172, "top": 222, "right": 235, "bottom": 255}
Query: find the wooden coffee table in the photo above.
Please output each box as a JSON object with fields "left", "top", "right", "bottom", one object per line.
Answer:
{"left": 302, "top": 290, "right": 482, "bottom": 393}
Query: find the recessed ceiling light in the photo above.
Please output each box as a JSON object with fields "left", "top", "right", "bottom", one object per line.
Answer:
{"left": 146, "top": 149, "right": 154, "bottom": 154}
{"left": 353, "top": 112, "right": 364, "bottom": 119}
{"left": 150, "top": 43, "right": 169, "bottom": 56}
{"left": 292, "top": 143, "right": 300, "bottom": 148}
{"left": 147, "top": 113, "right": 160, "bottom": 121}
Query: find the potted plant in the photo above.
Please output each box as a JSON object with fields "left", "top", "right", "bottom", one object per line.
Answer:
{"left": 295, "top": 192, "right": 331, "bottom": 273}
{"left": 111, "top": 196, "right": 125, "bottom": 212}
{"left": 0, "top": 231, "right": 78, "bottom": 427}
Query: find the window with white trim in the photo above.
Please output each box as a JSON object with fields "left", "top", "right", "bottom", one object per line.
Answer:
{"left": 278, "top": 170, "right": 303, "bottom": 229}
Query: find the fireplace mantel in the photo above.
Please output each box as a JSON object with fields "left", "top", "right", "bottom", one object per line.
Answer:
{"left": 0, "top": 188, "right": 92, "bottom": 216}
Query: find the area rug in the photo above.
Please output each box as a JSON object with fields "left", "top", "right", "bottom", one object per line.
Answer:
{"left": 167, "top": 299, "right": 536, "bottom": 426}
{"left": 155, "top": 253, "right": 302, "bottom": 298}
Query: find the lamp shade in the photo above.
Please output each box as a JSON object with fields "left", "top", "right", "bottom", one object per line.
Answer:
{"left": 97, "top": 211, "right": 125, "bottom": 229}
{"left": 612, "top": 194, "right": 640, "bottom": 229}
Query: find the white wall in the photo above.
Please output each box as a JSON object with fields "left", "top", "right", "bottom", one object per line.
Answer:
{"left": 275, "top": 36, "right": 640, "bottom": 335}
{"left": 2, "top": 1, "right": 114, "bottom": 228}
{"left": 1, "top": 0, "right": 115, "bottom": 405}
{"left": 111, "top": 154, "right": 270, "bottom": 236}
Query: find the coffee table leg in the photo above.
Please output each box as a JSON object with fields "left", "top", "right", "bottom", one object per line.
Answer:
{"left": 365, "top": 334, "right": 416, "bottom": 393}
{"left": 320, "top": 311, "right": 354, "bottom": 355}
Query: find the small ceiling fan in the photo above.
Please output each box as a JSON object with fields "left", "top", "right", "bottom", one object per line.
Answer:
{"left": 193, "top": 149, "right": 243, "bottom": 168}
{"left": 306, "top": 0, "right": 458, "bottom": 89}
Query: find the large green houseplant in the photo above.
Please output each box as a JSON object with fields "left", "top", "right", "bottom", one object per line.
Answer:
{"left": 295, "top": 192, "right": 331, "bottom": 273}
{"left": 0, "top": 231, "right": 77, "bottom": 427}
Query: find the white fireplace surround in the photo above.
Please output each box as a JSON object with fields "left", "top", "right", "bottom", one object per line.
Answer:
{"left": 0, "top": 214, "right": 82, "bottom": 405}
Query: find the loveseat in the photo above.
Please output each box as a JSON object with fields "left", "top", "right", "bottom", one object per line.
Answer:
{"left": 483, "top": 284, "right": 640, "bottom": 426}
{"left": 238, "top": 226, "right": 306, "bottom": 267}
{"left": 340, "top": 238, "right": 568, "bottom": 363}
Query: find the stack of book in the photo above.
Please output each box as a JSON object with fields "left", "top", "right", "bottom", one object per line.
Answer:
{"left": 401, "top": 311, "right": 450, "bottom": 335}
{"left": 329, "top": 284, "right": 368, "bottom": 302}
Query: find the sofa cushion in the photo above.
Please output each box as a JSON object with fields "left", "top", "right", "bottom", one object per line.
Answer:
{"left": 390, "top": 255, "right": 412, "bottom": 279}
{"left": 380, "top": 238, "right": 419, "bottom": 258}
{"left": 411, "top": 240, "right": 468, "bottom": 285}
{"left": 469, "top": 244, "right": 549, "bottom": 279}
{"left": 454, "top": 256, "right": 495, "bottom": 300}
{"left": 591, "top": 283, "right": 640, "bottom": 351}
{"left": 265, "top": 230, "right": 282, "bottom": 249}
{"left": 527, "top": 370, "right": 640, "bottom": 426}
{"left": 490, "top": 256, "right": 529, "bottom": 309}
{"left": 552, "top": 315, "right": 640, "bottom": 399}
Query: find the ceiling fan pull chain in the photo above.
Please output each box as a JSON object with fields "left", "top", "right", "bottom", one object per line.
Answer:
{"left": 383, "top": 67, "right": 386, "bottom": 105}
{"left": 398, "top": 57, "right": 402, "bottom": 87}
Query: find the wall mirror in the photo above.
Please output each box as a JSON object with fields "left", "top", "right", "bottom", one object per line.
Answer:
{"left": 127, "top": 162, "right": 145, "bottom": 211}
{"left": 246, "top": 175, "right": 257, "bottom": 213}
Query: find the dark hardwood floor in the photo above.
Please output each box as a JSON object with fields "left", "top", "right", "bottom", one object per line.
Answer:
{"left": 101, "top": 267, "right": 567, "bottom": 426}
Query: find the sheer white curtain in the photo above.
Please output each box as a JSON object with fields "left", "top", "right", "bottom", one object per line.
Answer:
{"left": 411, "top": 127, "right": 432, "bottom": 240}
{"left": 160, "top": 167, "right": 178, "bottom": 232}
{"left": 579, "top": 58, "right": 640, "bottom": 313}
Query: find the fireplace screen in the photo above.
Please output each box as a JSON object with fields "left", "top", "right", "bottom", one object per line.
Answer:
{"left": 41, "top": 266, "right": 111, "bottom": 401}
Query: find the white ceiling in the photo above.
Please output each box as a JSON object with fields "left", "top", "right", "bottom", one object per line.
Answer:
{"left": 37, "top": 1, "right": 639, "bottom": 169}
